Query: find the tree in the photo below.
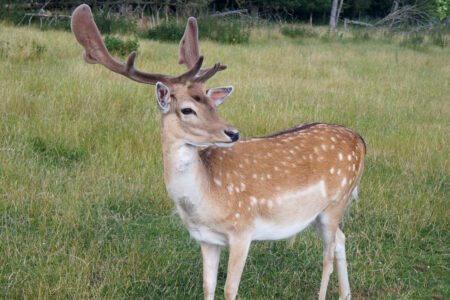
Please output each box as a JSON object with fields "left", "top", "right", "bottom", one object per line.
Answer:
{"left": 330, "top": 0, "right": 344, "bottom": 29}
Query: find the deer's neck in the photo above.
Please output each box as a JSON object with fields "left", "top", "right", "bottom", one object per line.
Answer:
{"left": 161, "top": 133, "right": 209, "bottom": 213}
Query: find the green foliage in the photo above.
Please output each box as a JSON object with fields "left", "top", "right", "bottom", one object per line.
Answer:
{"left": 93, "top": 13, "right": 137, "bottom": 35}
{"left": 104, "top": 36, "right": 139, "bottom": 56}
{"left": 198, "top": 18, "right": 251, "bottom": 44}
{"left": 147, "top": 18, "right": 250, "bottom": 44}
{"left": 40, "top": 19, "right": 71, "bottom": 32}
{"left": 436, "top": 0, "right": 450, "bottom": 20}
{"left": 281, "top": 24, "right": 318, "bottom": 38}
{"left": 147, "top": 22, "right": 185, "bottom": 42}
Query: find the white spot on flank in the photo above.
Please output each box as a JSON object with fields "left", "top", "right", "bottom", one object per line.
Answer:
{"left": 275, "top": 186, "right": 281, "bottom": 191}
{"left": 226, "top": 172, "right": 230, "bottom": 178}
{"left": 245, "top": 158, "right": 250, "bottom": 164}
{"left": 227, "top": 184, "right": 234, "bottom": 195}
{"left": 238, "top": 201, "right": 242, "bottom": 208}
{"left": 274, "top": 166, "right": 280, "bottom": 171}
{"left": 250, "top": 196, "right": 257, "bottom": 205}
{"left": 321, "top": 145, "right": 327, "bottom": 150}
{"left": 214, "top": 178, "right": 222, "bottom": 186}
{"left": 289, "top": 150, "right": 295, "bottom": 154}
{"left": 268, "top": 200, "right": 273, "bottom": 209}
{"left": 319, "top": 180, "right": 327, "bottom": 197}
{"left": 331, "top": 137, "right": 336, "bottom": 142}
{"left": 219, "top": 156, "right": 223, "bottom": 160}
{"left": 314, "top": 147, "right": 319, "bottom": 153}
{"left": 341, "top": 178, "right": 347, "bottom": 187}
{"left": 337, "top": 169, "right": 341, "bottom": 175}
{"left": 267, "top": 174, "right": 271, "bottom": 179}
{"left": 252, "top": 174, "right": 257, "bottom": 179}
{"left": 284, "top": 170, "right": 290, "bottom": 174}
{"left": 240, "top": 183, "right": 246, "bottom": 191}
{"left": 331, "top": 145, "right": 335, "bottom": 150}
{"left": 339, "top": 153, "right": 343, "bottom": 160}
{"left": 239, "top": 163, "right": 244, "bottom": 168}
{"left": 235, "top": 213, "right": 240, "bottom": 218}
{"left": 348, "top": 154, "right": 352, "bottom": 161}
{"left": 330, "top": 168, "right": 335, "bottom": 174}
{"left": 353, "top": 164, "right": 356, "bottom": 171}
{"left": 260, "top": 198, "right": 266, "bottom": 204}
{"left": 235, "top": 187, "right": 240, "bottom": 193}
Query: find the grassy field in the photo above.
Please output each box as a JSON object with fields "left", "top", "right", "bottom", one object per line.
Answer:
{"left": 0, "top": 23, "right": 449, "bottom": 299}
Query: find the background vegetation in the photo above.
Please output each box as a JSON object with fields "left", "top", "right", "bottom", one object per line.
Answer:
{"left": 0, "top": 0, "right": 449, "bottom": 298}
{"left": 0, "top": 21, "right": 448, "bottom": 299}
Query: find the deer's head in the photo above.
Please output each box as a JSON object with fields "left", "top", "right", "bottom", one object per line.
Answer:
{"left": 71, "top": 5, "right": 238, "bottom": 147}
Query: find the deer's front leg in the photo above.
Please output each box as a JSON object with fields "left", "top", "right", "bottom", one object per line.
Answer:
{"left": 201, "top": 242, "right": 221, "bottom": 300}
{"left": 224, "top": 236, "right": 251, "bottom": 300}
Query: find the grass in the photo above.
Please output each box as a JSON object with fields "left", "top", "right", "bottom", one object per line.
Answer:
{"left": 0, "top": 23, "right": 449, "bottom": 299}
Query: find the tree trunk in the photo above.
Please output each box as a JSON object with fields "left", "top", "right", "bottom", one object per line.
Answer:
{"left": 165, "top": 2, "right": 168, "bottom": 23}
{"left": 329, "top": 0, "right": 338, "bottom": 29}
{"left": 336, "top": 0, "right": 344, "bottom": 27}
{"left": 309, "top": 12, "right": 313, "bottom": 27}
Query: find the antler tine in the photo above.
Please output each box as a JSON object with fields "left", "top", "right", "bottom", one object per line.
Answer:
{"left": 71, "top": 4, "right": 173, "bottom": 85}
{"left": 192, "top": 62, "right": 227, "bottom": 83}
{"left": 173, "top": 56, "right": 204, "bottom": 84}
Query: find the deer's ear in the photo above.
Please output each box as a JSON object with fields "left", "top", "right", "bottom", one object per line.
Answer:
{"left": 207, "top": 86, "right": 233, "bottom": 106}
{"left": 156, "top": 82, "right": 171, "bottom": 114}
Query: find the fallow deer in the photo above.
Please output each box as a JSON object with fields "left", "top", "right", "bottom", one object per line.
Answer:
{"left": 71, "top": 4, "right": 365, "bottom": 300}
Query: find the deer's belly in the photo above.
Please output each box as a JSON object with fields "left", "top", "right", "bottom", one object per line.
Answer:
{"left": 251, "top": 215, "right": 318, "bottom": 241}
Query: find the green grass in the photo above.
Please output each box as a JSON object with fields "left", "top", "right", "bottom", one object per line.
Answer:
{"left": 0, "top": 24, "right": 449, "bottom": 299}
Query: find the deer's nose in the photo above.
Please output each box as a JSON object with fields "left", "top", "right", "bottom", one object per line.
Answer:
{"left": 224, "top": 130, "right": 239, "bottom": 142}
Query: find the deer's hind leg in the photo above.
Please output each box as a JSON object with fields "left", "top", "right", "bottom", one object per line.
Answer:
{"left": 313, "top": 200, "right": 349, "bottom": 300}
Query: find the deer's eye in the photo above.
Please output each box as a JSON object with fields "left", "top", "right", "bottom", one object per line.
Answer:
{"left": 193, "top": 96, "right": 201, "bottom": 102}
{"left": 181, "top": 108, "right": 195, "bottom": 115}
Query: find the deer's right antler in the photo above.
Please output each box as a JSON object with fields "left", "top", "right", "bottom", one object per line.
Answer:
{"left": 71, "top": 4, "right": 204, "bottom": 85}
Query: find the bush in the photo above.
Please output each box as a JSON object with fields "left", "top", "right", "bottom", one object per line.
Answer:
{"left": 198, "top": 18, "right": 251, "bottom": 44}
{"left": 147, "top": 22, "right": 185, "bottom": 42}
{"left": 104, "top": 36, "right": 139, "bottom": 56}
{"left": 281, "top": 25, "right": 317, "bottom": 39}
{"left": 147, "top": 18, "right": 250, "bottom": 44}
{"left": 94, "top": 14, "right": 137, "bottom": 35}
